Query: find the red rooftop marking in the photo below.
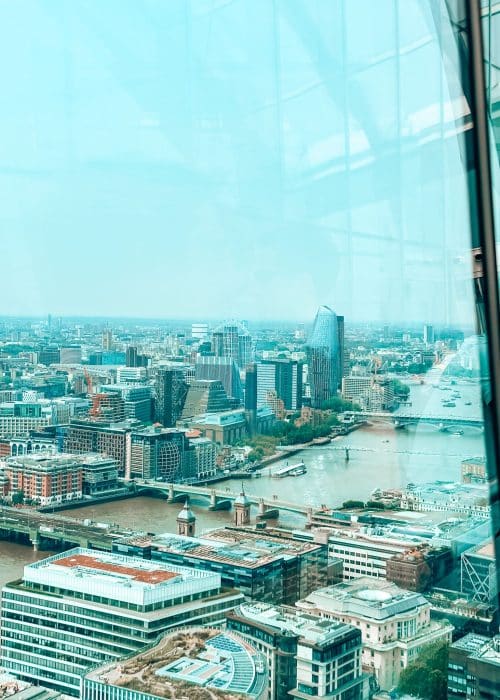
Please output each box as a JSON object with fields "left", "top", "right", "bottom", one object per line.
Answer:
{"left": 54, "top": 554, "right": 179, "bottom": 584}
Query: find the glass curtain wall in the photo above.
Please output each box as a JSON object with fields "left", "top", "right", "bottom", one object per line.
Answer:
{"left": 0, "top": 1, "right": 500, "bottom": 698}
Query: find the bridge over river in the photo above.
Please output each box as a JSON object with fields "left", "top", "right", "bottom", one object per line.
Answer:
{"left": 132, "top": 479, "right": 312, "bottom": 520}
{"left": 343, "top": 411, "right": 483, "bottom": 430}
{"left": 0, "top": 506, "right": 122, "bottom": 551}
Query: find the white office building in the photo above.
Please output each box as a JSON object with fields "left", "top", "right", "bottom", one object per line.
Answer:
{"left": 0, "top": 548, "right": 244, "bottom": 697}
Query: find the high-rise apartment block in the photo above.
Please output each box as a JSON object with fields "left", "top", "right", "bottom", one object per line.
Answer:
{"left": 211, "top": 322, "right": 252, "bottom": 368}
{"left": 307, "top": 306, "right": 344, "bottom": 408}
{"left": 423, "top": 323, "right": 435, "bottom": 345}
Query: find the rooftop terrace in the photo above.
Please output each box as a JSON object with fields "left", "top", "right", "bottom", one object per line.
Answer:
{"left": 86, "top": 627, "right": 267, "bottom": 699}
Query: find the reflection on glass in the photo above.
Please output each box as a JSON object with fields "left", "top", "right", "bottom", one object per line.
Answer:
{"left": 0, "top": 2, "right": 499, "bottom": 700}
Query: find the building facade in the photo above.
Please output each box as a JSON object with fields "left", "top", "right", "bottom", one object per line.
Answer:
{"left": 297, "top": 577, "right": 453, "bottom": 691}
{"left": 188, "top": 436, "right": 217, "bottom": 480}
{"left": 2, "top": 454, "right": 83, "bottom": 505}
{"left": 256, "top": 359, "right": 303, "bottom": 413}
{"left": 181, "top": 379, "right": 231, "bottom": 419}
{"left": 113, "top": 527, "right": 328, "bottom": 606}
{"left": 152, "top": 368, "right": 187, "bottom": 428}
{"left": 0, "top": 548, "right": 244, "bottom": 696}
{"left": 306, "top": 306, "right": 342, "bottom": 408}
{"left": 129, "top": 427, "right": 190, "bottom": 482}
{"left": 448, "top": 633, "right": 500, "bottom": 699}
{"left": 195, "top": 355, "right": 243, "bottom": 402}
{"left": 461, "top": 540, "right": 497, "bottom": 605}
{"left": 63, "top": 419, "right": 136, "bottom": 475}
{"left": 227, "top": 602, "right": 366, "bottom": 700}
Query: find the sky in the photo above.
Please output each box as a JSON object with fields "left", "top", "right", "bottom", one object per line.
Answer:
{"left": 0, "top": 1, "right": 487, "bottom": 326}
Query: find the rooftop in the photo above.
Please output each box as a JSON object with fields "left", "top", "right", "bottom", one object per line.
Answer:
{"left": 24, "top": 548, "right": 221, "bottom": 607}
{"left": 232, "top": 602, "right": 357, "bottom": 647}
{"left": 467, "top": 538, "right": 495, "bottom": 560}
{"left": 147, "top": 528, "right": 321, "bottom": 569}
{"left": 54, "top": 553, "right": 179, "bottom": 585}
{"left": 451, "top": 633, "right": 500, "bottom": 665}
{"left": 300, "top": 577, "right": 429, "bottom": 621}
{"left": 86, "top": 627, "right": 267, "bottom": 699}
{"left": 5, "top": 454, "right": 84, "bottom": 470}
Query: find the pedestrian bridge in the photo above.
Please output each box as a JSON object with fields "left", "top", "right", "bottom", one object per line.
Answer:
{"left": 132, "top": 479, "right": 312, "bottom": 520}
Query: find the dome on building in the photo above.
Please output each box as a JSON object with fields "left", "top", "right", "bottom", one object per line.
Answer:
{"left": 177, "top": 500, "right": 196, "bottom": 522}
{"left": 234, "top": 486, "right": 250, "bottom": 506}
{"left": 355, "top": 588, "right": 393, "bottom": 603}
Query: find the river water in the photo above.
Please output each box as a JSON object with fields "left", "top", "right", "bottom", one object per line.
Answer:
{"left": 0, "top": 375, "right": 485, "bottom": 590}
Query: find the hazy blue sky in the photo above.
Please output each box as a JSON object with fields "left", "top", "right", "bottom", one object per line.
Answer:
{"left": 0, "top": 1, "right": 482, "bottom": 325}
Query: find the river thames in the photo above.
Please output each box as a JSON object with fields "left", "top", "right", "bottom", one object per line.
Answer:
{"left": 0, "top": 375, "right": 485, "bottom": 590}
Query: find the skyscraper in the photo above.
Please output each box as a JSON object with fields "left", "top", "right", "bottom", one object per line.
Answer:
{"left": 152, "top": 368, "right": 188, "bottom": 427}
{"left": 126, "top": 346, "right": 138, "bottom": 367}
{"left": 102, "top": 329, "right": 113, "bottom": 351}
{"left": 306, "top": 306, "right": 342, "bottom": 408}
{"left": 211, "top": 322, "right": 253, "bottom": 369}
{"left": 256, "top": 360, "right": 303, "bottom": 413}
{"left": 423, "top": 323, "right": 435, "bottom": 345}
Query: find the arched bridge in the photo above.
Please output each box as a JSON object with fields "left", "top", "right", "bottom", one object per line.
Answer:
{"left": 131, "top": 479, "right": 312, "bottom": 520}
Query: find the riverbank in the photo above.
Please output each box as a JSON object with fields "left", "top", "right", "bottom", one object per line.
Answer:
{"left": 37, "top": 488, "right": 137, "bottom": 513}
{"left": 249, "top": 421, "right": 368, "bottom": 472}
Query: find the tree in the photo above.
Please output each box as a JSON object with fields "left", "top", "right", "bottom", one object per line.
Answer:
{"left": 366, "top": 500, "right": 385, "bottom": 509}
{"left": 398, "top": 641, "right": 449, "bottom": 700}
{"left": 321, "top": 397, "right": 359, "bottom": 412}
{"left": 342, "top": 500, "right": 365, "bottom": 509}
{"left": 12, "top": 490, "right": 24, "bottom": 505}
{"left": 393, "top": 379, "right": 410, "bottom": 397}
{"left": 248, "top": 447, "right": 264, "bottom": 462}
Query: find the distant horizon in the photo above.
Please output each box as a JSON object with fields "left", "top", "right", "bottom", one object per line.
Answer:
{"left": 0, "top": 312, "right": 475, "bottom": 333}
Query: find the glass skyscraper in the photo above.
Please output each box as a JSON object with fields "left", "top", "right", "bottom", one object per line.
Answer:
{"left": 306, "top": 306, "right": 341, "bottom": 409}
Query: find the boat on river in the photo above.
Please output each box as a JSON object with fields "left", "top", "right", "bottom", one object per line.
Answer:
{"left": 271, "top": 461, "right": 307, "bottom": 478}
